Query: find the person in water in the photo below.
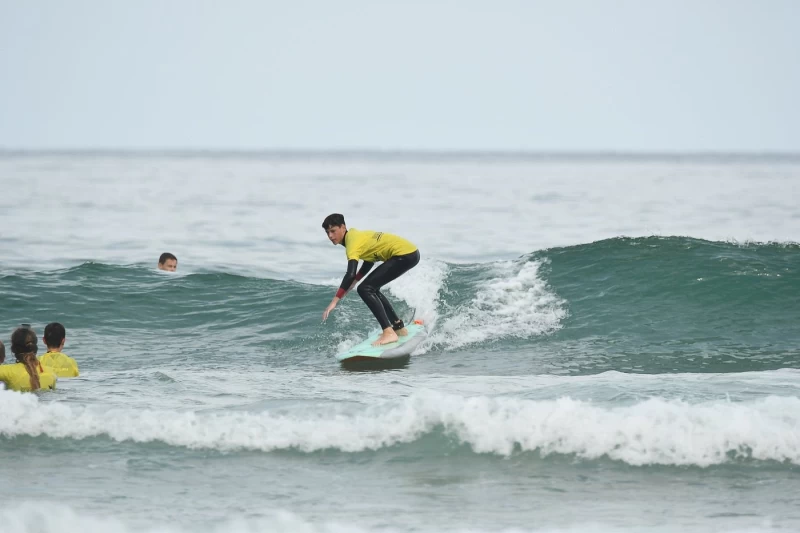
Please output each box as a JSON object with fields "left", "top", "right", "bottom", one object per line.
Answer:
{"left": 158, "top": 253, "right": 178, "bottom": 272}
{"left": 321, "top": 213, "right": 420, "bottom": 346}
{"left": 0, "top": 325, "right": 57, "bottom": 392}
{"left": 39, "top": 322, "right": 79, "bottom": 377}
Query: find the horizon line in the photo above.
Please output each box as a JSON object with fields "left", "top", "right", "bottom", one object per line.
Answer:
{"left": 1, "top": 147, "right": 799, "bottom": 160}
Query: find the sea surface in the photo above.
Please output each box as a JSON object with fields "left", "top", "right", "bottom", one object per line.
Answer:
{"left": 1, "top": 151, "right": 799, "bottom": 533}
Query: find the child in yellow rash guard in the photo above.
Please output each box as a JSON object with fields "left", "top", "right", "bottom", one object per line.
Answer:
{"left": 0, "top": 326, "right": 57, "bottom": 392}
{"left": 321, "top": 214, "right": 421, "bottom": 347}
{"left": 39, "top": 322, "right": 79, "bottom": 377}
{"left": 0, "top": 361, "right": 57, "bottom": 391}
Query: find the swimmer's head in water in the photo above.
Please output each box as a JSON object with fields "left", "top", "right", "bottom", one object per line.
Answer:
{"left": 158, "top": 252, "right": 178, "bottom": 272}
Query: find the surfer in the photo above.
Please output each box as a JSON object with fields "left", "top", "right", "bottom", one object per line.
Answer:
{"left": 321, "top": 214, "right": 420, "bottom": 346}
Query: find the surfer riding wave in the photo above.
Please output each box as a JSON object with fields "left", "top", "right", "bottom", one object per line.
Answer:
{"left": 321, "top": 213, "right": 420, "bottom": 346}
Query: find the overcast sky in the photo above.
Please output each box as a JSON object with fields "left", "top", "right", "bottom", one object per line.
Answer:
{"left": 1, "top": 0, "right": 798, "bottom": 152}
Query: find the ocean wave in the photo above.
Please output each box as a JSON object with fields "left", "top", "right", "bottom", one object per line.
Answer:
{"left": 2, "top": 237, "right": 798, "bottom": 372}
{"left": 431, "top": 259, "right": 568, "bottom": 349}
{"left": 2, "top": 389, "right": 798, "bottom": 467}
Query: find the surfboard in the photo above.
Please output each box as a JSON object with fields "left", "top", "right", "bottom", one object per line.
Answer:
{"left": 336, "top": 320, "right": 427, "bottom": 365}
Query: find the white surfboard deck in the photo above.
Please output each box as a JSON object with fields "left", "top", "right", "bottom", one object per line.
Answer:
{"left": 336, "top": 323, "right": 427, "bottom": 362}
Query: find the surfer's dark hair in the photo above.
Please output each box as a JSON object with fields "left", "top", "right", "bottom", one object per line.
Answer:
{"left": 322, "top": 213, "right": 346, "bottom": 229}
{"left": 44, "top": 322, "right": 66, "bottom": 348}
{"left": 158, "top": 252, "right": 177, "bottom": 265}
{"left": 10, "top": 326, "right": 40, "bottom": 390}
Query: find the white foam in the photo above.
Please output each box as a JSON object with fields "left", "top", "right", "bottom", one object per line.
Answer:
{"left": 435, "top": 259, "right": 567, "bottom": 349}
{"left": 388, "top": 258, "right": 448, "bottom": 352}
{"left": 2, "top": 389, "right": 798, "bottom": 466}
{"left": 388, "top": 258, "right": 448, "bottom": 324}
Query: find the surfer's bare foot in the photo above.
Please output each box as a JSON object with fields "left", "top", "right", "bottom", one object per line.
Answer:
{"left": 395, "top": 327, "right": 409, "bottom": 337}
{"left": 372, "top": 329, "right": 399, "bottom": 346}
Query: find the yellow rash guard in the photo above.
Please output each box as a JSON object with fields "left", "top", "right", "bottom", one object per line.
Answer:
{"left": 334, "top": 228, "right": 418, "bottom": 299}
{"left": 0, "top": 362, "right": 57, "bottom": 392}
{"left": 344, "top": 228, "right": 417, "bottom": 263}
{"left": 39, "top": 351, "right": 80, "bottom": 377}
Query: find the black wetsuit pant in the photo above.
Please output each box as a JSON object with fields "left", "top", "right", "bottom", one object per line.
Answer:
{"left": 357, "top": 250, "right": 420, "bottom": 330}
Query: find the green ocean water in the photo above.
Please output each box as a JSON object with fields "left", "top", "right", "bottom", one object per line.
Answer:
{"left": 3, "top": 237, "right": 797, "bottom": 374}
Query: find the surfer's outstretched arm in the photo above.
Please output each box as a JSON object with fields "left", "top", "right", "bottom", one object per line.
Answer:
{"left": 322, "top": 259, "right": 359, "bottom": 321}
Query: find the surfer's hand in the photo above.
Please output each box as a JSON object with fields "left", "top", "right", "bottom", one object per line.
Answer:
{"left": 322, "top": 302, "right": 337, "bottom": 322}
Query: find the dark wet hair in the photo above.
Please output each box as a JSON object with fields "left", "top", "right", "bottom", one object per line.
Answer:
{"left": 44, "top": 322, "right": 66, "bottom": 348}
{"left": 0, "top": 340, "right": 5, "bottom": 364}
{"left": 159, "top": 252, "right": 177, "bottom": 265}
{"left": 10, "top": 327, "right": 40, "bottom": 390}
{"left": 321, "top": 213, "right": 346, "bottom": 229}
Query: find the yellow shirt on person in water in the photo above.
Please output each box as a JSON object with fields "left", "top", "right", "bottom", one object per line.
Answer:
{"left": 344, "top": 228, "right": 417, "bottom": 263}
{"left": 0, "top": 362, "right": 57, "bottom": 392}
{"left": 39, "top": 351, "right": 80, "bottom": 377}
